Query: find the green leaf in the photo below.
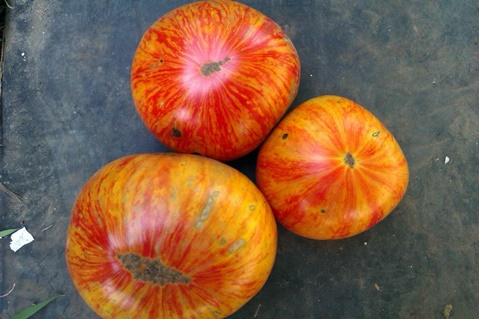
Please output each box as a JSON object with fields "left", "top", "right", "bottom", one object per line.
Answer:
{"left": 11, "top": 295, "right": 64, "bottom": 319}
{"left": 0, "top": 228, "right": 18, "bottom": 238}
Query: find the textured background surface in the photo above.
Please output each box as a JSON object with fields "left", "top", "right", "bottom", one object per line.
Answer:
{"left": 1, "top": 1, "right": 478, "bottom": 318}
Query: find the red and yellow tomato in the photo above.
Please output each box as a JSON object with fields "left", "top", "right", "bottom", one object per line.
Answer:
{"left": 131, "top": 0, "right": 300, "bottom": 161}
{"left": 256, "top": 95, "right": 409, "bottom": 240}
{"left": 66, "top": 153, "right": 277, "bottom": 318}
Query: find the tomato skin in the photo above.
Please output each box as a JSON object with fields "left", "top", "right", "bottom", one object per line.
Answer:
{"left": 256, "top": 95, "right": 409, "bottom": 240}
{"left": 66, "top": 153, "right": 277, "bottom": 318}
{"left": 131, "top": 0, "right": 300, "bottom": 161}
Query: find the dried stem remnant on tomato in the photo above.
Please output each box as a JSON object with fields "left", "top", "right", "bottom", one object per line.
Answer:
{"left": 344, "top": 152, "right": 355, "bottom": 168}
{"left": 117, "top": 253, "right": 191, "bottom": 286}
{"left": 200, "top": 57, "right": 231, "bottom": 76}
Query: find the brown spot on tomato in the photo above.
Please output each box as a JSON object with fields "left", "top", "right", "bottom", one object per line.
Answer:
{"left": 117, "top": 253, "right": 191, "bottom": 286}
{"left": 372, "top": 131, "right": 380, "bottom": 137}
{"left": 200, "top": 57, "right": 231, "bottom": 76}
{"left": 320, "top": 209, "right": 326, "bottom": 213}
{"left": 172, "top": 127, "right": 181, "bottom": 137}
{"left": 149, "top": 59, "right": 164, "bottom": 71}
{"left": 282, "top": 133, "right": 288, "bottom": 140}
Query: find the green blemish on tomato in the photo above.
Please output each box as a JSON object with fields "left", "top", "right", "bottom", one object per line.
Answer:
{"left": 228, "top": 238, "right": 246, "bottom": 253}
{"left": 195, "top": 191, "right": 220, "bottom": 229}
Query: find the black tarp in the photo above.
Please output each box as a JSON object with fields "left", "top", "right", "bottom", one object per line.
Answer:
{"left": 1, "top": 1, "right": 478, "bottom": 318}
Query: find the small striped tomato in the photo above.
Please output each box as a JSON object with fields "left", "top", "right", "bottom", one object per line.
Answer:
{"left": 66, "top": 153, "right": 277, "bottom": 318}
{"left": 131, "top": 0, "right": 300, "bottom": 161}
{"left": 256, "top": 96, "right": 409, "bottom": 240}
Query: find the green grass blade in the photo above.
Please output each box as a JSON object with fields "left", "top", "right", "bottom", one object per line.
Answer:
{"left": 0, "top": 228, "right": 18, "bottom": 238}
{"left": 11, "top": 295, "right": 64, "bottom": 319}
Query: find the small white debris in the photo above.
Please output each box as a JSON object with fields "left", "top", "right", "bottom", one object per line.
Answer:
{"left": 10, "top": 227, "right": 34, "bottom": 252}
{"left": 444, "top": 156, "right": 450, "bottom": 164}
{"left": 0, "top": 283, "right": 16, "bottom": 298}
{"left": 253, "top": 303, "right": 262, "bottom": 318}
{"left": 364, "top": 242, "right": 368, "bottom": 246}
{"left": 41, "top": 224, "right": 53, "bottom": 232}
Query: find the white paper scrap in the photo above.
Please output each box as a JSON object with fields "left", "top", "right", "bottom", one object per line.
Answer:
{"left": 10, "top": 227, "right": 34, "bottom": 252}
{"left": 445, "top": 156, "right": 450, "bottom": 164}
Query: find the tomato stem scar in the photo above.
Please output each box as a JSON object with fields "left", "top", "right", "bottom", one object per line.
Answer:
{"left": 344, "top": 152, "right": 355, "bottom": 168}
{"left": 117, "top": 253, "right": 191, "bottom": 286}
{"left": 200, "top": 57, "right": 231, "bottom": 76}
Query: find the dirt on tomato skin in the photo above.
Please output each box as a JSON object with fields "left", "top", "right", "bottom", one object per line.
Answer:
{"left": 117, "top": 253, "right": 191, "bottom": 286}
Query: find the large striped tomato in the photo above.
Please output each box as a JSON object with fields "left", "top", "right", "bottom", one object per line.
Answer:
{"left": 131, "top": 0, "right": 300, "bottom": 161}
{"left": 256, "top": 96, "right": 409, "bottom": 240}
{"left": 66, "top": 153, "right": 277, "bottom": 318}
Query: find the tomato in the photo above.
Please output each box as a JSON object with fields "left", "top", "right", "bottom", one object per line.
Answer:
{"left": 65, "top": 153, "right": 277, "bottom": 318}
{"left": 256, "top": 95, "right": 409, "bottom": 240}
{"left": 131, "top": 0, "right": 300, "bottom": 161}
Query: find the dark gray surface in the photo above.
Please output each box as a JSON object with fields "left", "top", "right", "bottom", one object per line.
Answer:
{"left": 1, "top": 1, "right": 478, "bottom": 318}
